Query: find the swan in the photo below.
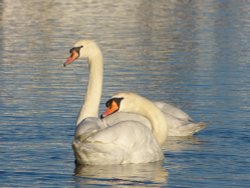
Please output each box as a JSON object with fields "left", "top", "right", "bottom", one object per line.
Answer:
{"left": 64, "top": 40, "right": 163, "bottom": 164}
{"left": 101, "top": 92, "right": 169, "bottom": 145}
{"left": 72, "top": 115, "right": 163, "bottom": 165}
{"left": 64, "top": 40, "right": 206, "bottom": 137}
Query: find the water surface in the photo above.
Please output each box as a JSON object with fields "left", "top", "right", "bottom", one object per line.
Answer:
{"left": 1, "top": 0, "right": 250, "bottom": 187}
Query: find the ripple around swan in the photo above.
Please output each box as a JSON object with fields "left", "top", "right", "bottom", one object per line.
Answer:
{"left": 1, "top": 0, "right": 250, "bottom": 187}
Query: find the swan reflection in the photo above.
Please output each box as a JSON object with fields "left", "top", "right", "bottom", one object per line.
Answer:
{"left": 74, "top": 161, "right": 168, "bottom": 187}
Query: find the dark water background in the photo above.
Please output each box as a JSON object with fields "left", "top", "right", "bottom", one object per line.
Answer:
{"left": 1, "top": 1, "right": 250, "bottom": 187}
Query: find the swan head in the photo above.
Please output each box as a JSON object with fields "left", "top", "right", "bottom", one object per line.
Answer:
{"left": 101, "top": 92, "right": 142, "bottom": 118}
{"left": 64, "top": 40, "right": 101, "bottom": 67}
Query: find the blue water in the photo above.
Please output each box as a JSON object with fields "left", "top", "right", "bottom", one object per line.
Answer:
{"left": 1, "top": 1, "right": 250, "bottom": 187}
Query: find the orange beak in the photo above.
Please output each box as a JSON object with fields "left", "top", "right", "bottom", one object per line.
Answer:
{"left": 63, "top": 50, "right": 79, "bottom": 67}
{"left": 101, "top": 100, "right": 120, "bottom": 119}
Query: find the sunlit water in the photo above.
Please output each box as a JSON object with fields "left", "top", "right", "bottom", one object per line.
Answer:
{"left": 1, "top": 1, "right": 250, "bottom": 187}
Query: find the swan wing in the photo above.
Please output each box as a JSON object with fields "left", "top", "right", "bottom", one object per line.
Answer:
{"left": 154, "top": 101, "right": 192, "bottom": 121}
{"left": 75, "top": 117, "right": 105, "bottom": 142}
{"left": 73, "top": 121, "right": 163, "bottom": 165}
{"left": 163, "top": 113, "right": 206, "bottom": 136}
{"left": 103, "top": 112, "right": 152, "bottom": 130}
{"left": 87, "top": 121, "right": 157, "bottom": 148}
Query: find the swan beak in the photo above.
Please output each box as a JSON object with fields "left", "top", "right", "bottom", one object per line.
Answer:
{"left": 63, "top": 51, "right": 79, "bottom": 67}
{"left": 101, "top": 100, "right": 119, "bottom": 119}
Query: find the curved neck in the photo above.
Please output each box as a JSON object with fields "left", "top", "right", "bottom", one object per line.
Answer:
{"left": 76, "top": 53, "right": 103, "bottom": 125}
{"left": 136, "top": 97, "right": 168, "bottom": 145}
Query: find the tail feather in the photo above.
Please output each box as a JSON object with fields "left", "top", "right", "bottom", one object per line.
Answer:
{"left": 168, "top": 122, "right": 207, "bottom": 137}
{"left": 184, "top": 122, "right": 207, "bottom": 136}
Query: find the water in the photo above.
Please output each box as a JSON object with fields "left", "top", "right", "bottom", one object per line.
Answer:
{"left": 1, "top": 0, "right": 250, "bottom": 187}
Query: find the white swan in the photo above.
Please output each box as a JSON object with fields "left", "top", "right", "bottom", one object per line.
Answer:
{"left": 72, "top": 116, "right": 163, "bottom": 165}
{"left": 64, "top": 40, "right": 206, "bottom": 137}
{"left": 64, "top": 40, "right": 163, "bottom": 164}
{"left": 102, "top": 92, "right": 169, "bottom": 145}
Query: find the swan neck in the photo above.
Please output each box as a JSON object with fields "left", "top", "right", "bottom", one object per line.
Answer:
{"left": 76, "top": 53, "right": 103, "bottom": 125}
{"left": 139, "top": 99, "right": 168, "bottom": 145}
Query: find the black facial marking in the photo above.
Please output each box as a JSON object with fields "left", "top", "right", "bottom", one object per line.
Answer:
{"left": 105, "top": 97, "right": 124, "bottom": 108}
{"left": 105, "top": 99, "right": 113, "bottom": 108}
{"left": 69, "top": 45, "right": 83, "bottom": 54}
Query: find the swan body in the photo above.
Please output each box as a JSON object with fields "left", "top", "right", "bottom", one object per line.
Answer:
{"left": 72, "top": 118, "right": 163, "bottom": 165}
